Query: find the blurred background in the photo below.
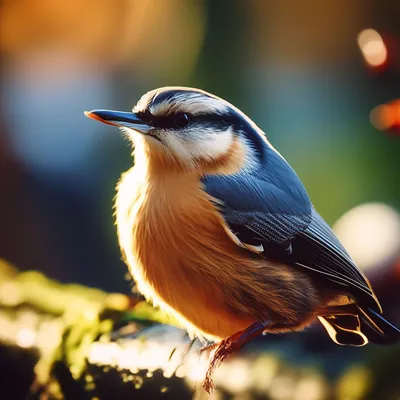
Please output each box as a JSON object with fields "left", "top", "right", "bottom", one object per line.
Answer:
{"left": 0, "top": 1, "right": 399, "bottom": 399}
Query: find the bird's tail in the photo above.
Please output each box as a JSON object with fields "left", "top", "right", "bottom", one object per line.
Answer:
{"left": 318, "top": 307, "right": 400, "bottom": 347}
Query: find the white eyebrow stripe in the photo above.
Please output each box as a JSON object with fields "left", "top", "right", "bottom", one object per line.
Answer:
{"left": 150, "top": 92, "right": 229, "bottom": 116}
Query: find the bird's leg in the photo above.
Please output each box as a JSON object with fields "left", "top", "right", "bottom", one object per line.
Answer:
{"left": 202, "top": 321, "right": 268, "bottom": 393}
{"left": 199, "top": 341, "right": 219, "bottom": 355}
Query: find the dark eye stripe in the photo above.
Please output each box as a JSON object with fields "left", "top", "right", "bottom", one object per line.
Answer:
{"left": 137, "top": 111, "right": 240, "bottom": 131}
{"left": 139, "top": 108, "right": 266, "bottom": 160}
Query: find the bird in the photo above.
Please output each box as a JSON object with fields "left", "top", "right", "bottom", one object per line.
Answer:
{"left": 85, "top": 87, "right": 400, "bottom": 391}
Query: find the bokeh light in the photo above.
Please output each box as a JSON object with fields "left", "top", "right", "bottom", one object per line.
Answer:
{"left": 333, "top": 203, "right": 400, "bottom": 274}
{"left": 357, "top": 29, "right": 387, "bottom": 68}
{"left": 370, "top": 99, "right": 400, "bottom": 132}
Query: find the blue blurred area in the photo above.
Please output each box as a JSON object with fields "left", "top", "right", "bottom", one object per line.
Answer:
{"left": 0, "top": 54, "right": 131, "bottom": 291}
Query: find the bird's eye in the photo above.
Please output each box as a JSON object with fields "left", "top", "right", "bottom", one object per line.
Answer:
{"left": 173, "top": 113, "right": 190, "bottom": 129}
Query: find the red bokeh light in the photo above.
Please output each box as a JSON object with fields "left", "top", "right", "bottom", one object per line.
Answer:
{"left": 370, "top": 99, "right": 400, "bottom": 134}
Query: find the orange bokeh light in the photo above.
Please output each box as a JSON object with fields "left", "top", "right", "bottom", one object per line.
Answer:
{"left": 370, "top": 100, "right": 400, "bottom": 132}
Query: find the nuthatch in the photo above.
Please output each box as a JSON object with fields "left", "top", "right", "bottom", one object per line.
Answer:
{"left": 85, "top": 87, "right": 400, "bottom": 391}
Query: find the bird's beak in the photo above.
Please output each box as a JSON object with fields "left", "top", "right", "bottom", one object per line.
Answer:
{"left": 84, "top": 109, "right": 152, "bottom": 134}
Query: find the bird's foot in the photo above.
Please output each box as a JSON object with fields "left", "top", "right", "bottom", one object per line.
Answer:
{"left": 202, "top": 321, "right": 268, "bottom": 393}
{"left": 199, "top": 341, "right": 219, "bottom": 355}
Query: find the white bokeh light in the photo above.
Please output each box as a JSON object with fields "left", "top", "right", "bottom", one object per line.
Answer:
{"left": 333, "top": 203, "right": 400, "bottom": 273}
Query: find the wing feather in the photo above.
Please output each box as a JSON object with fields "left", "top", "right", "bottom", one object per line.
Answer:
{"left": 202, "top": 171, "right": 381, "bottom": 312}
{"left": 294, "top": 210, "right": 380, "bottom": 310}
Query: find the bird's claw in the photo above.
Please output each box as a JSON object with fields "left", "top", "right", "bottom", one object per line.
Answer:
{"left": 199, "top": 342, "right": 219, "bottom": 355}
{"left": 202, "top": 335, "right": 241, "bottom": 392}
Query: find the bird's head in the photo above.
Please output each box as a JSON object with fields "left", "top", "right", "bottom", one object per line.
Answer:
{"left": 85, "top": 87, "right": 268, "bottom": 174}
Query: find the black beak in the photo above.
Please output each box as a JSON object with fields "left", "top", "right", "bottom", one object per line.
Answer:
{"left": 84, "top": 109, "right": 152, "bottom": 134}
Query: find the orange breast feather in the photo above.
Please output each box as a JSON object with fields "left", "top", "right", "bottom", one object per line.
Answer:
{"left": 115, "top": 165, "right": 265, "bottom": 340}
{"left": 115, "top": 163, "right": 319, "bottom": 340}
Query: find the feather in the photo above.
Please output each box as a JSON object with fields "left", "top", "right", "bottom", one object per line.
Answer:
{"left": 116, "top": 160, "right": 322, "bottom": 341}
{"left": 202, "top": 145, "right": 381, "bottom": 314}
{"left": 317, "top": 315, "right": 368, "bottom": 346}
{"left": 294, "top": 210, "right": 381, "bottom": 312}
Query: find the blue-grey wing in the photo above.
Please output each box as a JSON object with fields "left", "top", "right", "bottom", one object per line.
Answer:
{"left": 203, "top": 173, "right": 312, "bottom": 249}
{"left": 202, "top": 173, "right": 380, "bottom": 311}
{"left": 294, "top": 209, "right": 379, "bottom": 310}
